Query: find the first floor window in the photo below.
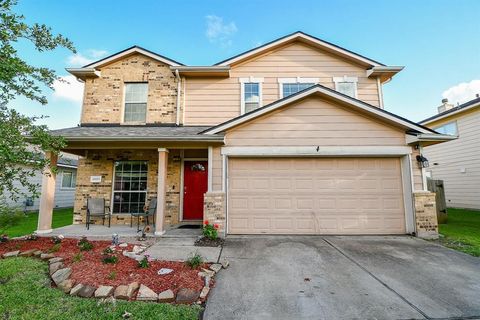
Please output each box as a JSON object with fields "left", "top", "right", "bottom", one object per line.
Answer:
{"left": 434, "top": 121, "right": 458, "bottom": 135}
{"left": 333, "top": 76, "right": 358, "bottom": 98}
{"left": 61, "top": 170, "right": 76, "bottom": 188}
{"left": 124, "top": 83, "right": 148, "bottom": 123}
{"left": 112, "top": 161, "right": 148, "bottom": 214}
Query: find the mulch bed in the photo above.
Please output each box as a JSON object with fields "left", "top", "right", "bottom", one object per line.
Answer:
{"left": 0, "top": 237, "right": 209, "bottom": 295}
{"left": 194, "top": 236, "right": 224, "bottom": 247}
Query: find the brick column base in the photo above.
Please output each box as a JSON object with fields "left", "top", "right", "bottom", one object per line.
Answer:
{"left": 414, "top": 191, "right": 438, "bottom": 239}
{"left": 204, "top": 192, "right": 226, "bottom": 237}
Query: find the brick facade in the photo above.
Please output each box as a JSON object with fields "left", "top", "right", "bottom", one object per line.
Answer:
{"left": 81, "top": 53, "right": 182, "bottom": 125}
{"left": 73, "top": 149, "right": 181, "bottom": 226}
{"left": 414, "top": 191, "right": 439, "bottom": 239}
{"left": 203, "top": 192, "right": 226, "bottom": 237}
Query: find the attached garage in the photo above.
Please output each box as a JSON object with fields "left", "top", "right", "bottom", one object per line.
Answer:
{"left": 227, "top": 157, "right": 406, "bottom": 235}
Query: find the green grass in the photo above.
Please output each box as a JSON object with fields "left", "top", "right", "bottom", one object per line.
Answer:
{"left": 3, "top": 208, "right": 74, "bottom": 238}
{"left": 0, "top": 257, "right": 201, "bottom": 320}
{"left": 438, "top": 208, "right": 480, "bottom": 257}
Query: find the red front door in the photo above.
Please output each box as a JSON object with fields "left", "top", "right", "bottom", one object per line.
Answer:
{"left": 183, "top": 161, "right": 208, "bottom": 220}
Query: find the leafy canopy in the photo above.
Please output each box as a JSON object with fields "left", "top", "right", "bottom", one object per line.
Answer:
{"left": 0, "top": 0, "right": 76, "bottom": 201}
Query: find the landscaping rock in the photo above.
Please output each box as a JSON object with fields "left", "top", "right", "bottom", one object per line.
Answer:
{"left": 95, "top": 286, "right": 114, "bottom": 298}
{"left": 119, "top": 243, "right": 128, "bottom": 248}
{"left": 2, "top": 251, "right": 19, "bottom": 258}
{"left": 49, "top": 257, "right": 63, "bottom": 264}
{"left": 70, "top": 284, "right": 84, "bottom": 296}
{"left": 19, "top": 249, "right": 37, "bottom": 257}
{"left": 40, "top": 253, "right": 55, "bottom": 260}
{"left": 49, "top": 262, "right": 64, "bottom": 275}
{"left": 78, "top": 285, "right": 96, "bottom": 298}
{"left": 176, "top": 288, "right": 199, "bottom": 304}
{"left": 52, "top": 268, "right": 72, "bottom": 286}
{"left": 209, "top": 263, "right": 222, "bottom": 273}
{"left": 199, "top": 286, "right": 210, "bottom": 299}
{"left": 114, "top": 285, "right": 129, "bottom": 300}
{"left": 158, "top": 289, "right": 175, "bottom": 303}
{"left": 157, "top": 268, "right": 173, "bottom": 275}
{"left": 126, "top": 282, "right": 140, "bottom": 299}
{"left": 136, "top": 284, "right": 157, "bottom": 301}
{"left": 201, "top": 268, "right": 215, "bottom": 277}
{"left": 58, "top": 279, "right": 74, "bottom": 293}
{"left": 221, "top": 259, "right": 229, "bottom": 269}
{"left": 132, "top": 245, "right": 146, "bottom": 254}
{"left": 33, "top": 250, "right": 43, "bottom": 257}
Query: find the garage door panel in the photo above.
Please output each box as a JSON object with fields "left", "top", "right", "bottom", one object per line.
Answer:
{"left": 228, "top": 158, "right": 406, "bottom": 235}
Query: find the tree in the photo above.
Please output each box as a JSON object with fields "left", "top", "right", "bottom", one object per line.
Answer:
{"left": 0, "top": 0, "right": 76, "bottom": 202}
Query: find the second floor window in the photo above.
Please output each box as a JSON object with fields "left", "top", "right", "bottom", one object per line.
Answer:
{"left": 240, "top": 78, "right": 263, "bottom": 114}
{"left": 278, "top": 78, "right": 318, "bottom": 98}
{"left": 333, "top": 76, "right": 358, "bottom": 98}
{"left": 124, "top": 83, "right": 148, "bottom": 123}
{"left": 434, "top": 121, "right": 458, "bottom": 135}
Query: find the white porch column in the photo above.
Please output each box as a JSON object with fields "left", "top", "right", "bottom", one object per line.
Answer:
{"left": 36, "top": 152, "right": 58, "bottom": 234}
{"left": 155, "top": 148, "right": 169, "bottom": 235}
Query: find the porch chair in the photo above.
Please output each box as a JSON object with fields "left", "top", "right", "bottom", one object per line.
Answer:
{"left": 86, "top": 198, "right": 111, "bottom": 230}
{"left": 131, "top": 197, "right": 157, "bottom": 232}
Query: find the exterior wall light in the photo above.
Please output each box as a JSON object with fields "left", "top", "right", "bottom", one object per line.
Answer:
{"left": 416, "top": 155, "right": 429, "bottom": 168}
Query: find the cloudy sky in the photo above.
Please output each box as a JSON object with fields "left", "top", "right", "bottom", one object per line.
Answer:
{"left": 10, "top": 0, "right": 480, "bottom": 129}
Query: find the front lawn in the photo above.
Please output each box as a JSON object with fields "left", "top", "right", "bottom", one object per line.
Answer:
{"left": 3, "top": 207, "right": 73, "bottom": 238}
{"left": 0, "top": 257, "right": 201, "bottom": 320}
{"left": 438, "top": 208, "right": 480, "bottom": 257}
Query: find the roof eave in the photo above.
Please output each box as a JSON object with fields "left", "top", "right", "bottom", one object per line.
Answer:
{"left": 366, "top": 66, "right": 404, "bottom": 82}
{"left": 59, "top": 136, "right": 224, "bottom": 142}
{"left": 66, "top": 68, "right": 101, "bottom": 80}
{"left": 170, "top": 66, "right": 230, "bottom": 77}
{"left": 420, "top": 100, "right": 480, "bottom": 125}
{"left": 406, "top": 133, "right": 458, "bottom": 147}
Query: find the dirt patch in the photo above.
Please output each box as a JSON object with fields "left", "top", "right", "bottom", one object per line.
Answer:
{"left": 194, "top": 237, "right": 224, "bottom": 247}
{"left": 0, "top": 237, "right": 211, "bottom": 295}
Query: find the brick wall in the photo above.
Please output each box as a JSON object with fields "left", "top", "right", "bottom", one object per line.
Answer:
{"left": 414, "top": 191, "right": 439, "bottom": 239}
{"left": 81, "top": 53, "right": 182, "bottom": 124}
{"left": 203, "top": 192, "right": 226, "bottom": 237}
{"left": 74, "top": 149, "right": 181, "bottom": 226}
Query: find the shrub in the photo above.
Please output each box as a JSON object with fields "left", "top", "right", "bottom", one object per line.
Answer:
{"left": 202, "top": 220, "right": 219, "bottom": 240}
{"left": 48, "top": 243, "right": 61, "bottom": 253}
{"left": 0, "top": 234, "right": 8, "bottom": 243}
{"left": 185, "top": 252, "right": 203, "bottom": 269}
{"left": 102, "top": 254, "right": 118, "bottom": 264}
{"left": 51, "top": 235, "right": 64, "bottom": 244}
{"left": 138, "top": 255, "right": 149, "bottom": 269}
{"left": 77, "top": 237, "right": 94, "bottom": 251}
{"left": 25, "top": 233, "right": 38, "bottom": 241}
{"left": 103, "top": 247, "right": 114, "bottom": 255}
{"left": 72, "top": 253, "right": 83, "bottom": 263}
{"left": 0, "top": 202, "right": 24, "bottom": 234}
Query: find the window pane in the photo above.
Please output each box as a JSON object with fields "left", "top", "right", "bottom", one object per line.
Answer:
{"left": 282, "top": 83, "right": 314, "bottom": 98}
{"left": 243, "top": 83, "right": 260, "bottom": 113}
{"left": 112, "top": 161, "right": 148, "bottom": 214}
{"left": 124, "top": 83, "right": 147, "bottom": 122}
{"left": 435, "top": 122, "right": 457, "bottom": 135}
{"left": 124, "top": 103, "right": 146, "bottom": 122}
{"left": 336, "top": 82, "right": 356, "bottom": 98}
{"left": 61, "top": 172, "right": 72, "bottom": 188}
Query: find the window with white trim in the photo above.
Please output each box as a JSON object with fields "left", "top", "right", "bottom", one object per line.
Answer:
{"left": 124, "top": 83, "right": 148, "bottom": 123}
{"left": 240, "top": 77, "right": 263, "bottom": 114}
{"left": 434, "top": 121, "right": 458, "bottom": 135}
{"left": 112, "top": 161, "right": 148, "bottom": 214}
{"left": 278, "top": 78, "right": 318, "bottom": 98}
{"left": 61, "top": 170, "right": 76, "bottom": 189}
{"left": 333, "top": 76, "right": 358, "bottom": 98}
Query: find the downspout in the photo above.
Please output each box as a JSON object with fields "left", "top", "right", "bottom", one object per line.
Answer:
{"left": 377, "top": 77, "right": 384, "bottom": 109}
{"left": 175, "top": 69, "right": 181, "bottom": 126}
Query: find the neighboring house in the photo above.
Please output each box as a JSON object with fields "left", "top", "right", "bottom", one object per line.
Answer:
{"left": 37, "top": 31, "right": 452, "bottom": 238}
{"left": 4, "top": 153, "right": 78, "bottom": 211}
{"left": 420, "top": 96, "right": 480, "bottom": 210}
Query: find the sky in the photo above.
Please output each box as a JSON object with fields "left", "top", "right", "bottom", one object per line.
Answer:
{"left": 9, "top": 0, "right": 480, "bottom": 129}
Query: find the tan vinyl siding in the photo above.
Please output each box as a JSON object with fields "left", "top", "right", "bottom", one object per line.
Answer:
{"left": 423, "top": 109, "right": 480, "bottom": 209}
{"left": 225, "top": 96, "right": 404, "bottom": 147}
{"left": 411, "top": 148, "right": 424, "bottom": 191}
{"left": 185, "top": 42, "right": 380, "bottom": 126}
{"left": 212, "top": 146, "right": 223, "bottom": 191}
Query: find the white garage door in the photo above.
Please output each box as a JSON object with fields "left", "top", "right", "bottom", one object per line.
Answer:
{"left": 228, "top": 158, "right": 406, "bottom": 234}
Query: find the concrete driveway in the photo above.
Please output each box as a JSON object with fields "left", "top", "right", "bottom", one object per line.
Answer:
{"left": 204, "top": 236, "right": 480, "bottom": 320}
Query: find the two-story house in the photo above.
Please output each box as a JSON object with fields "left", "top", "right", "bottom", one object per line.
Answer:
{"left": 36, "top": 32, "right": 453, "bottom": 238}
{"left": 420, "top": 96, "right": 480, "bottom": 210}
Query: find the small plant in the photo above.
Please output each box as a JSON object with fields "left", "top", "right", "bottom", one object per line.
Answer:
{"left": 0, "top": 234, "right": 8, "bottom": 243}
{"left": 51, "top": 235, "right": 64, "bottom": 244}
{"left": 72, "top": 253, "right": 83, "bottom": 263}
{"left": 48, "top": 243, "right": 61, "bottom": 253}
{"left": 102, "top": 246, "right": 118, "bottom": 264}
{"left": 185, "top": 252, "right": 203, "bottom": 269}
{"left": 25, "top": 233, "right": 38, "bottom": 241}
{"left": 103, "top": 247, "right": 114, "bottom": 255}
{"left": 77, "top": 237, "right": 94, "bottom": 251}
{"left": 138, "top": 255, "right": 150, "bottom": 268}
{"left": 107, "top": 271, "right": 117, "bottom": 280}
{"left": 203, "top": 220, "right": 219, "bottom": 240}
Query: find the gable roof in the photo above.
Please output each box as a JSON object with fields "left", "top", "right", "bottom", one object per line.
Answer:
{"left": 215, "top": 31, "right": 385, "bottom": 67}
{"left": 83, "top": 45, "right": 184, "bottom": 68}
{"left": 201, "top": 84, "right": 436, "bottom": 135}
{"left": 420, "top": 97, "right": 480, "bottom": 125}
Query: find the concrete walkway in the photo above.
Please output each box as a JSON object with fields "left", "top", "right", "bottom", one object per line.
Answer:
{"left": 204, "top": 236, "right": 480, "bottom": 320}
